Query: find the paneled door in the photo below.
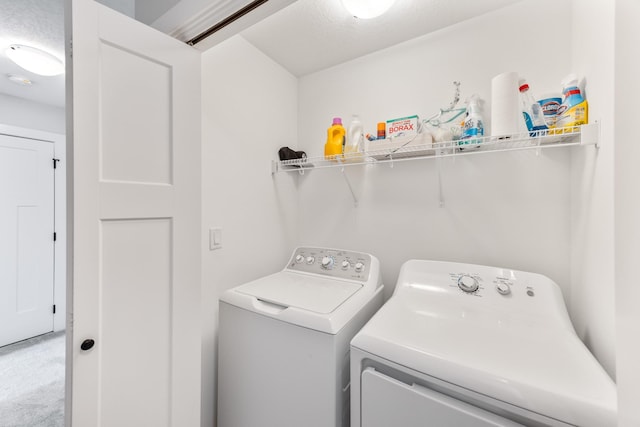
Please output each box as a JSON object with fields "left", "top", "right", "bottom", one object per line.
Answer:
{"left": 67, "top": 1, "right": 201, "bottom": 426}
{"left": 0, "top": 134, "right": 54, "bottom": 347}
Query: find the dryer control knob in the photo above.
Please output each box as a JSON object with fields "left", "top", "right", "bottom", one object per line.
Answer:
{"left": 341, "top": 260, "right": 350, "bottom": 270}
{"left": 496, "top": 282, "right": 511, "bottom": 295}
{"left": 295, "top": 254, "right": 305, "bottom": 264}
{"left": 321, "top": 256, "right": 334, "bottom": 269}
{"left": 458, "top": 275, "right": 479, "bottom": 293}
{"left": 354, "top": 262, "right": 365, "bottom": 273}
{"left": 306, "top": 256, "right": 315, "bottom": 264}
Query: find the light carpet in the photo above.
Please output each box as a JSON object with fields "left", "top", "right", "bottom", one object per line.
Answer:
{"left": 0, "top": 332, "right": 65, "bottom": 427}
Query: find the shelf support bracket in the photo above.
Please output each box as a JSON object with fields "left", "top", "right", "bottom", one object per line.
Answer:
{"left": 435, "top": 147, "right": 446, "bottom": 207}
{"left": 580, "top": 121, "right": 600, "bottom": 148}
{"left": 437, "top": 157, "right": 444, "bottom": 208}
{"left": 341, "top": 167, "right": 359, "bottom": 207}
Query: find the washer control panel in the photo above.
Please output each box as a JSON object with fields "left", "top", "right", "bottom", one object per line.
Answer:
{"left": 287, "top": 247, "right": 372, "bottom": 281}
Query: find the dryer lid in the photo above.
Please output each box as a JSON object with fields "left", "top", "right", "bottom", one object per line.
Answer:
{"left": 235, "top": 271, "right": 362, "bottom": 314}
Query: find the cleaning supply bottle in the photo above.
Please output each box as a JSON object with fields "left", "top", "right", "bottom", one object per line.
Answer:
{"left": 537, "top": 93, "right": 563, "bottom": 129}
{"left": 555, "top": 74, "right": 588, "bottom": 130}
{"left": 324, "top": 117, "right": 345, "bottom": 159}
{"left": 377, "top": 122, "right": 386, "bottom": 139}
{"left": 459, "top": 94, "right": 484, "bottom": 149}
{"left": 344, "top": 115, "right": 364, "bottom": 159}
{"left": 518, "top": 79, "right": 548, "bottom": 136}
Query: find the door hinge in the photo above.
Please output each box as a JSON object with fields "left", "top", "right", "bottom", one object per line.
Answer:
{"left": 53, "top": 158, "right": 60, "bottom": 169}
{"left": 53, "top": 232, "right": 57, "bottom": 242}
{"left": 53, "top": 304, "right": 56, "bottom": 314}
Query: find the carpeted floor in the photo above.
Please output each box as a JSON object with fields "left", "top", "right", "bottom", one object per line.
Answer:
{"left": 0, "top": 331, "right": 65, "bottom": 427}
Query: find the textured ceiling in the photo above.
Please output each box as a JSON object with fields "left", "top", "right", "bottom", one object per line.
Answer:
{"left": 0, "top": 0, "right": 65, "bottom": 107}
{"left": 241, "top": 0, "right": 524, "bottom": 77}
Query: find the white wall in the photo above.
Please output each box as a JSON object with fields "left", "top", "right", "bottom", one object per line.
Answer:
{"left": 298, "top": 1, "right": 574, "bottom": 301}
{"left": 296, "top": 0, "right": 617, "bottom": 379}
{"left": 0, "top": 93, "right": 66, "bottom": 134}
{"left": 568, "top": 0, "right": 616, "bottom": 378}
{"left": 615, "top": 0, "right": 640, "bottom": 424}
{"left": 96, "top": 0, "right": 135, "bottom": 18}
{"left": 200, "top": 35, "right": 298, "bottom": 427}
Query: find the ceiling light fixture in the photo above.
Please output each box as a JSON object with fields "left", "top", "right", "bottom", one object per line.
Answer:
{"left": 341, "top": 0, "right": 396, "bottom": 19}
{"left": 5, "top": 44, "right": 64, "bottom": 76}
{"left": 7, "top": 74, "right": 33, "bottom": 86}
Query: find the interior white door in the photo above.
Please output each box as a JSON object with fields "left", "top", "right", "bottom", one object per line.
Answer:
{"left": 0, "top": 134, "right": 54, "bottom": 347}
{"left": 67, "top": 1, "right": 201, "bottom": 426}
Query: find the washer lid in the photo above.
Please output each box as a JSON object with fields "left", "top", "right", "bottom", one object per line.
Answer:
{"left": 236, "top": 271, "right": 362, "bottom": 314}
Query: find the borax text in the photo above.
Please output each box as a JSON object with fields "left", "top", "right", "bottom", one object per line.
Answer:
{"left": 389, "top": 123, "right": 415, "bottom": 132}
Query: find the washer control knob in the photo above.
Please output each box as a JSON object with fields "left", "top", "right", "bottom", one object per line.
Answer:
{"left": 496, "top": 282, "right": 511, "bottom": 296}
{"left": 341, "top": 260, "right": 350, "bottom": 270}
{"left": 321, "top": 256, "right": 334, "bottom": 269}
{"left": 305, "top": 256, "right": 315, "bottom": 265}
{"left": 457, "top": 275, "right": 479, "bottom": 293}
{"left": 354, "top": 262, "right": 365, "bottom": 273}
{"left": 295, "top": 254, "right": 305, "bottom": 264}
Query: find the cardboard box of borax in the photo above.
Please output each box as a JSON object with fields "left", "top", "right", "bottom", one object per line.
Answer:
{"left": 386, "top": 115, "right": 418, "bottom": 138}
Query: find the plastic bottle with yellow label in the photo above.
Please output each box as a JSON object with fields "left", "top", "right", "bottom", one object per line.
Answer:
{"left": 324, "top": 117, "right": 345, "bottom": 160}
{"left": 555, "top": 74, "right": 588, "bottom": 130}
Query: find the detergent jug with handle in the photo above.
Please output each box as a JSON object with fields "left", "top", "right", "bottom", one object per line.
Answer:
{"left": 325, "top": 117, "right": 345, "bottom": 159}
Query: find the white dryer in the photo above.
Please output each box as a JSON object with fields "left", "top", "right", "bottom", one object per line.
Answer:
{"left": 350, "top": 260, "right": 616, "bottom": 427}
{"left": 218, "top": 247, "right": 384, "bottom": 427}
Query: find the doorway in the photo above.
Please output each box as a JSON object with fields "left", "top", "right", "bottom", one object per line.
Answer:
{"left": 0, "top": 125, "right": 66, "bottom": 427}
{"left": 0, "top": 134, "right": 55, "bottom": 347}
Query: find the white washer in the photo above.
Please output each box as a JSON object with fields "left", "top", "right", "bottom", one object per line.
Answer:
{"left": 218, "top": 247, "right": 384, "bottom": 427}
{"left": 351, "top": 260, "right": 617, "bottom": 427}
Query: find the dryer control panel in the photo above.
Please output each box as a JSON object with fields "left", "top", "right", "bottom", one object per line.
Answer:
{"left": 286, "top": 247, "right": 372, "bottom": 282}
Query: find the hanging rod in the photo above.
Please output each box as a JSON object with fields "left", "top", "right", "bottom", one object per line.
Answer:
{"left": 186, "top": 0, "right": 270, "bottom": 46}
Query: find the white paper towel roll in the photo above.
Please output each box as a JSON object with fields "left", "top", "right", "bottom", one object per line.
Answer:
{"left": 491, "top": 71, "right": 521, "bottom": 137}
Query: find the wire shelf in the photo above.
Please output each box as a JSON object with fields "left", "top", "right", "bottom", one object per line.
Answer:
{"left": 272, "top": 123, "right": 599, "bottom": 174}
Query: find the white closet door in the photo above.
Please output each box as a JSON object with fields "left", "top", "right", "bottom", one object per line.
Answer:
{"left": 0, "top": 135, "right": 54, "bottom": 347}
{"left": 68, "top": 1, "right": 201, "bottom": 426}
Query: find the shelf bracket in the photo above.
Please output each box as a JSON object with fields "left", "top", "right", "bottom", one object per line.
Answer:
{"left": 341, "top": 167, "right": 359, "bottom": 207}
{"left": 437, "top": 157, "right": 444, "bottom": 208}
{"left": 580, "top": 121, "right": 600, "bottom": 148}
{"left": 435, "top": 147, "right": 446, "bottom": 207}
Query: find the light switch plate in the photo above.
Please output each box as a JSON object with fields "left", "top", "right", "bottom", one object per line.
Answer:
{"left": 209, "top": 228, "right": 222, "bottom": 250}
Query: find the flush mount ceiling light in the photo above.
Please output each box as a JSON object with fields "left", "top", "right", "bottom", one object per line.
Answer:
{"left": 341, "top": 0, "right": 396, "bottom": 19}
{"left": 7, "top": 74, "right": 32, "bottom": 86}
{"left": 5, "top": 44, "right": 64, "bottom": 76}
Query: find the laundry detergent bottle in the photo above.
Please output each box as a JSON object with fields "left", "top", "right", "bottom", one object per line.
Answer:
{"left": 555, "top": 74, "right": 588, "bottom": 129}
{"left": 325, "top": 117, "right": 345, "bottom": 159}
{"left": 344, "top": 115, "right": 364, "bottom": 159}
